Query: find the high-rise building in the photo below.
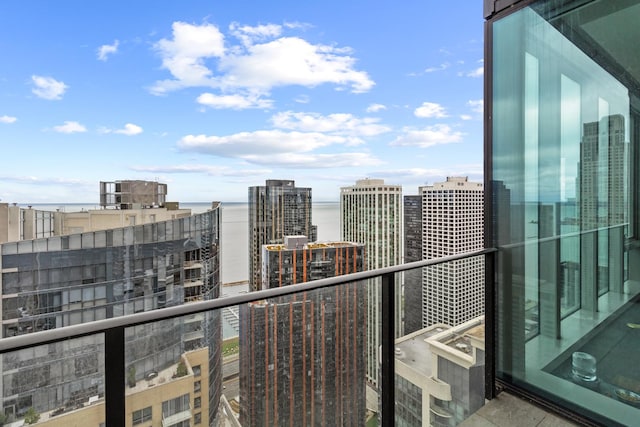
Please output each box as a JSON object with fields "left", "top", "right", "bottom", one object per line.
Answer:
{"left": 422, "top": 177, "right": 484, "bottom": 327}
{"left": 340, "top": 178, "right": 402, "bottom": 387}
{"left": 261, "top": 236, "right": 365, "bottom": 287}
{"left": 578, "top": 114, "right": 628, "bottom": 231}
{"left": 239, "top": 236, "right": 366, "bottom": 426}
{"left": 403, "top": 195, "right": 423, "bottom": 334}
{"left": 0, "top": 194, "right": 222, "bottom": 424}
{"left": 248, "top": 180, "right": 316, "bottom": 291}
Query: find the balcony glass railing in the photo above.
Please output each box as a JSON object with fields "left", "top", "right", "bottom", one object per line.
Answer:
{"left": 0, "top": 249, "right": 493, "bottom": 426}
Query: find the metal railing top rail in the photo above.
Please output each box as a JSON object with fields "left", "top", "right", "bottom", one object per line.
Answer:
{"left": 0, "top": 247, "right": 495, "bottom": 354}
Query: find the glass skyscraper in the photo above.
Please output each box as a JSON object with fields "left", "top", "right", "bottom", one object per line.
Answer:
{"left": 0, "top": 204, "right": 221, "bottom": 423}
{"left": 248, "top": 180, "right": 316, "bottom": 292}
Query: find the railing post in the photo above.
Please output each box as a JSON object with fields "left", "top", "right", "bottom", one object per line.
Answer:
{"left": 381, "top": 272, "right": 395, "bottom": 425}
{"left": 485, "top": 250, "right": 496, "bottom": 399}
{"left": 105, "top": 327, "right": 125, "bottom": 426}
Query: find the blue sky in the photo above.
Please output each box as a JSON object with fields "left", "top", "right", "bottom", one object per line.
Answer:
{"left": 0, "top": 1, "right": 484, "bottom": 203}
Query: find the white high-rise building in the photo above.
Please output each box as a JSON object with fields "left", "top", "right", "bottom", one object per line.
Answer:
{"left": 422, "top": 177, "right": 484, "bottom": 327}
{"left": 340, "top": 178, "right": 402, "bottom": 387}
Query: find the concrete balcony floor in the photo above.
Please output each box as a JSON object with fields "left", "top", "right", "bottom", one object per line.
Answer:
{"left": 460, "top": 392, "right": 579, "bottom": 427}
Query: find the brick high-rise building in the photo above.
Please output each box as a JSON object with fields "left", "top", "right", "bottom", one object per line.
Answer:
{"left": 239, "top": 236, "right": 366, "bottom": 426}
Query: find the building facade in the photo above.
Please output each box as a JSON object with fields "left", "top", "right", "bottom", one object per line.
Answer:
{"left": 0, "top": 202, "right": 221, "bottom": 423}
{"left": 239, "top": 237, "right": 366, "bottom": 426}
{"left": 487, "top": 0, "right": 640, "bottom": 425}
{"left": 421, "top": 177, "right": 484, "bottom": 327}
{"left": 99, "top": 180, "right": 168, "bottom": 210}
{"left": 248, "top": 180, "right": 316, "bottom": 291}
{"left": 392, "top": 317, "right": 485, "bottom": 427}
{"left": 261, "top": 236, "right": 365, "bottom": 288}
{"left": 340, "top": 178, "right": 402, "bottom": 387}
{"left": 23, "top": 347, "right": 210, "bottom": 427}
{"left": 403, "top": 195, "right": 423, "bottom": 335}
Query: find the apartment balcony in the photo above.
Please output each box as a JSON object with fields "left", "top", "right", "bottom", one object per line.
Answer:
{"left": 0, "top": 248, "right": 581, "bottom": 426}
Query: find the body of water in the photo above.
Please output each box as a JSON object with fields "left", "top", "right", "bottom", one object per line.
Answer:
{"left": 29, "top": 201, "right": 341, "bottom": 285}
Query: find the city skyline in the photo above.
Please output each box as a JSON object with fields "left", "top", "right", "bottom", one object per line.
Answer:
{"left": 0, "top": 1, "right": 483, "bottom": 204}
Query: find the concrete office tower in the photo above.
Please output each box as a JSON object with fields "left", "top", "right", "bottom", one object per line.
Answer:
{"left": 391, "top": 317, "right": 485, "bottom": 426}
{"left": 403, "top": 195, "right": 423, "bottom": 334}
{"left": 422, "top": 177, "right": 484, "bottom": 327}
{"left": 578, "top": 114, "right": 627, "bottom": 231}
{"left": 0, "top": 198, "right": 222, "bottom": 424}
{"left": 248, "top": 180, "right": 317, "bottom": 291}
{"left": 340, "top": 178, "right": 402, "bottom": 387}
{"left": 239, "top": 236, "right": 366, "bottom": 426}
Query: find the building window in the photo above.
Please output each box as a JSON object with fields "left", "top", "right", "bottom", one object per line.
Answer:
{"left": 194, "top": 412, "right": 201, "bottom": 424}
{"left": 194, "top": 380, "right": 201, "bottom": 393}
{"left": 194, "top": 396, "right": 201, "bottom": 409}
{"left": 132, "top": 406, "right": 152, "bottom": 425}
{"left": 192, "top": 364, "right": 201, "bottom": 376}
{"left": 162, "top": 394, "right": 190, "bottom": 418}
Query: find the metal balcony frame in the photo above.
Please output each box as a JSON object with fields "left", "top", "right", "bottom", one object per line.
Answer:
{"left": 0, "top": 248, "right": 495, "bottom": 426}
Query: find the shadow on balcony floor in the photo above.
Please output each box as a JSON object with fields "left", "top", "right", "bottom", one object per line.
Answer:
{"left": 459, "top": 392, "right": 578, "bottom": 427}
{"left": 545, "top": 294, "right": 640, "bottom": 408}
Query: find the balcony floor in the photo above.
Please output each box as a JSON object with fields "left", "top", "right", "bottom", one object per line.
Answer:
{"left": 460, "top": 392, "right": 579, "bottom": 427}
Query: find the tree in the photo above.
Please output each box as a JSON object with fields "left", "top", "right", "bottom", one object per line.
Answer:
{"left": 24, "top": 407, "right": 40, "bottom": 424}
{"left": 175, "top": 360, "right": 188, "bottom": 377}
{"left": 127, "top": 366, "right": 136, "bottom": 388}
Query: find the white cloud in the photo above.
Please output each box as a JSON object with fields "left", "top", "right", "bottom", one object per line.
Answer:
{"left": 241, "top": 152, "right": 382, "bottom": 168}
{"left": 31, "top": 75, "right": 68, "bottom": 100}
{"left": 219, "top": 37, "right": 373, "bottom": 93}
{"left": 151, "top": 21, "right": 226, "bottom": 94}
{"left": 460, "top": 114, "right": 473, "bottom": 121}
{"left": 151, "top": 21, "right": 374, "bottom": 98}
{"left": 97, "top": 40, "right": 119, "bottom": 61}
{"left": 424, "top": 62, "right": 450, "bottom": 73}
{"left": 283, "top": 21, "right": 312, "bottom": 30}
{"left": 179, "top": 130, "right": 359, "bottom": 158}
{"left": 99, "top": 123, "right": 143, "bottom": 135}
{"left": 468, "top": 99, "right": 483, "bottom": 114}
{"left": 271, "top": 111, "right": 390, "bottom": 137}
{"left": 53, "top": 121, "right": 86, "bottom": 133}
{"left": 294, "top": 94, "right": 310, "bottom": 104}
{"left": 414, "top": 102, "right": 448, "bottom": 118}
{"left": 115, "top": 123, "right": 143, "bottom": 135}
{"left": 390, "top": 124, "right": 464, "bottom": 148}
{"left": 466, "top": 66, "right": 484, "bottom": 78}
{"left": 196, "top": 92, "right": 273, "bottom": 110}
{"left": 130, "top": 164, "right": 270, "bottom": 177}
{"left": 229, "top": 22, "right": 282, "bottom": 47}
{"left": 366, "top": 103, "right": 386, "bottom": 113}
{"left": 0, "top": 175, "right": 87, "bottom": 186}
{"left": 374, "top": 165, "right": 483, "bottom": 181}
{"left": 0, "top": 115, "right": 17, "bottom": 124}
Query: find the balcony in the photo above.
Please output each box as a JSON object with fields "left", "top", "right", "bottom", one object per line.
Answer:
{"left": 0, "top": 248, "right": 501, "bottom": 426}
